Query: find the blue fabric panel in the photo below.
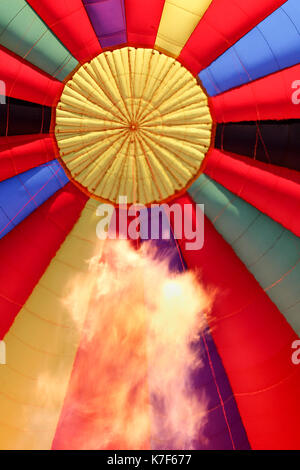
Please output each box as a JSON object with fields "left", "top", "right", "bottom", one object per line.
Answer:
{"left": 199, "top": 0, "right": 300, "bottom": 96}
{"left": 0, "top": 160, "right": 68, "bottom": 239}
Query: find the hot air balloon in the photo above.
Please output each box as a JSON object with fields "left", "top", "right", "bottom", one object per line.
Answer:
{"left": 0, "top": 0, "right": 299, "bottom": 451}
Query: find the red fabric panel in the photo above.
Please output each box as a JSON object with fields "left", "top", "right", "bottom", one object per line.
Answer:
{"left": 0, "top": 183, "right": 88, "bottom": 339}
{"left": 110, "top": 207, "right": 141, "bottom": 249}
{"left": 125, "top": 0, "right": 165, "bottom": 48}
{"left": 210, "top": 63, "right": 300, "bottom": 122}
{"left": 26, "top": 0, "right": 101, "bottom": 63}
{"left": 0, "top": 135, "right": 55, "bottom": 182}
{"left": 178, "top": 0, "right": 286, "bottom": 75}
{"left": 171, "top": 194, "right": 300, "bottom": 450}
{"left": 0, "top": 46, "right": 63, "bottom": 106}
{"left": 204, "top": 149, "right": 300, "bottom": 237}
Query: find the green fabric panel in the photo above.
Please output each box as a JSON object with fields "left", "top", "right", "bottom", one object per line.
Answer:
{"left": 189, "top": 176, "right": 260, "bottom": 245}
{"left": 189, "top": 174, "right": 300, "bottom": 335}
{"left": 233, "top": 216, "right": 285, "bottom": 269}
{"left": 282, "top": 299, "right": 300, "bottom": 335}
{"left": 249, "top": 231, "right": 300, "bottom": 287}
{"left": 0, "top": 0, "right": 78, "bottom": 80}
{"left": 272, "top": 270, "right": 300, "bottom": 334}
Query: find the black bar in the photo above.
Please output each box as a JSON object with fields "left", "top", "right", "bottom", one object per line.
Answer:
{"left": 215, "top": 120, "right": 300, "bottom": 172}
{"left": 0, "top": 97, "right": 51, "bottom": 136}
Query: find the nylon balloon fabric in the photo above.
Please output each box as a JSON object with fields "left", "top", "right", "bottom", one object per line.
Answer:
{"left": 0, "top": 0, "right": 299, "bottom": 451}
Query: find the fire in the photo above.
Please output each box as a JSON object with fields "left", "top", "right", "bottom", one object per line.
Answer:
{"left": 53, "top": 240, "right": 212, "bottom": 450}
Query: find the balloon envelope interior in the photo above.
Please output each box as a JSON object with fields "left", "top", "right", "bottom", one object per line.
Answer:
{"left": 0, "top": 0, "right": 299, "bottom": 451}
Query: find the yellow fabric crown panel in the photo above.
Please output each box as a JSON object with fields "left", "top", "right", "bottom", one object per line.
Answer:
{"left": 155, "top": 0, "right": 213, "bottom": 57}
{"left": 55, "top": 47, "right": 213, "bottom": 206}
{"left": 0, "top": 199, "right": 107, "bottom": 450}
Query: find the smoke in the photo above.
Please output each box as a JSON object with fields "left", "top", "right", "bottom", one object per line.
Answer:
{"left": 54, "top": 240, "right": 212, "bottom": 450}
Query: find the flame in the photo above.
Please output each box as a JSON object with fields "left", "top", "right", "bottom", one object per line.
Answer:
{"left": 53, "top": 240, "right": 212, "bottom": 450}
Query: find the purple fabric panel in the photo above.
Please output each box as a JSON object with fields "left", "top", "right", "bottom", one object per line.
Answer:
{"left": 192, "top": 334, "right": 250, "bottom": 450}
{"left": 83, "top": 0, "right": 127, "bottom": 48}
{"left": 141, "top": 207, "right": 250, "bottom": 450}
